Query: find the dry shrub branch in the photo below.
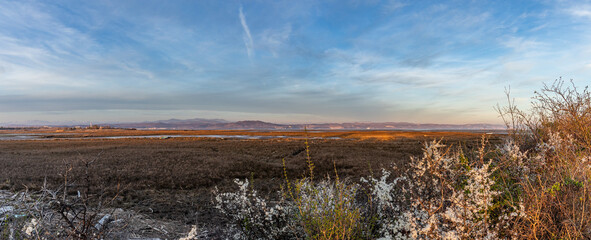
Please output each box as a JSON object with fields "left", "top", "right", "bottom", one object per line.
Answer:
{"left": 0, "top": 153, "right": 122, "bottom": 239}
{"left": 496, "top": 79, "right": 591, "bottom": 239}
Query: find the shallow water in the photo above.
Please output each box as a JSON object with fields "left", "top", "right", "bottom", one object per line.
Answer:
{"left": 87, "top": 135, "right": 341, "bottom": 140}
{"left": 0, "top": 133, "right": 44, "bottom": 140}
{"left": 96, "top": 135, "right": 278, "bottom": 140}
{"left": 0, "top": 134, "right": 341, "bottom": 141}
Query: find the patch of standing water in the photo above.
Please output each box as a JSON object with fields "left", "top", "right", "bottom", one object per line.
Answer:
{"left": 0, "top": 134, "right": 341, "bottom": 140}
{"left": 90, "top": 135, "right": 341, "bottom": 140}
{"left": 96, "top": 135, "right": 275, "bottom": 140}
{"left": 0, "top": 133, "right": 44, "bottom": 140}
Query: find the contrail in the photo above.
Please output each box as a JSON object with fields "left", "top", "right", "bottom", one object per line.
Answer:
{"left": 239, "top": 6, "right": 254, "bottom": 60}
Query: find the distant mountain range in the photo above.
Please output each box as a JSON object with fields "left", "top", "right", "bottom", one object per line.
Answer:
{"left": 0, "top": 118, "right": 505, "bottom": 131}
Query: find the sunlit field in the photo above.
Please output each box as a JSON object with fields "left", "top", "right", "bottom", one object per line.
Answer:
{"left": 0, "top": 129, "right": 497, "bottom": 238}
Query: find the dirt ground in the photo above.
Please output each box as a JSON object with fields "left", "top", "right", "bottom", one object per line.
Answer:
{"left": 0, "top": 129, "right": 504, "bottom": 237}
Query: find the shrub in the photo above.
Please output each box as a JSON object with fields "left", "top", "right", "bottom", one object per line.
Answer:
{"left": 362, "top": 139, "right": 506, "bottom": 240}
{"left": 497, "top": 79, "right": 591, "bottom": 239}
{"left": 213, "top": 178, "right": 300, "bottom": 239}
{"left": 285, "top": 174, "right": 363, "bottom": 239}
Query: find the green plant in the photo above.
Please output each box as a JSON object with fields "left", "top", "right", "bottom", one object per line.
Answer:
{"left": 281, "top": 134, "right": 367, "bottom": 240}
{"left": 283, "top": 163, "right": 363, "bottom": 239}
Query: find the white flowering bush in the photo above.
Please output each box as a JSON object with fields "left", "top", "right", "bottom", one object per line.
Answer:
{"left": 213, "top": 179, "right": 301, "bottom": 239}
{"left": 214, "top": 176, "right": 366, "bottom": 239}
{"left": 361, "top": 140, "right": 510, "bottom": 240}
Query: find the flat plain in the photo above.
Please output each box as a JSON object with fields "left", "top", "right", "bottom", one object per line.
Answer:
{"left": 0, "top": 129, "right": 503, "bottom": 232}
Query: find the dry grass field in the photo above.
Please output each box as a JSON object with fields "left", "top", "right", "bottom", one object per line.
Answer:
{"left": 0, "top": 129, "right": 502, "bottom": 237}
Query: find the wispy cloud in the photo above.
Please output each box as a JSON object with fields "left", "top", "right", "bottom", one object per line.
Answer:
{"left": 501, "top": 36, "right": 545, "bottom": 53}
{"left": 384, "top": 0, "right": 407, "bottom": 12}
{"left": 260, "top": 25, "right": 291, "bottom": 57}
{"left": 567, "top": 5, "right": 591, "bottom": 18}
{"left": 239, "top": 6, "right": 255, "bottom": 60}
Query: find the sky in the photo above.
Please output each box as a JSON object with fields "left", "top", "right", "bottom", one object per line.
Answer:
{"left": 1, "top": 0, "right": 591, "bottom": 124}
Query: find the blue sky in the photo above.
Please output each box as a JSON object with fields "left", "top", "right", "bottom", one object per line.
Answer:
{"left": 1, "top": 0, "right": 591, "bottom": 124}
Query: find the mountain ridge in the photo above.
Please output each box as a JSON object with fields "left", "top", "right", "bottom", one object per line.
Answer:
{"left": 1, "top": 118, "right": 505, "bottom": 130}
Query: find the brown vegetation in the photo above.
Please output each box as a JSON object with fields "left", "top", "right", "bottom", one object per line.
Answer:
{"left": 496, "top": 79, "right": 591, "bottom": 239}
{"left": 0, "top": 131, "right": 498, "bottom": 228}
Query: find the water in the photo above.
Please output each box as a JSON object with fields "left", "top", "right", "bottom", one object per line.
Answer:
{"left": 96, "top": 135, "right": 279, "bottom": 140}
{"left": 0, "top": 133, "right": 44, "bottom": 140}
{"left": 0, "top": 134, "right": 341, "bottom": 141}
